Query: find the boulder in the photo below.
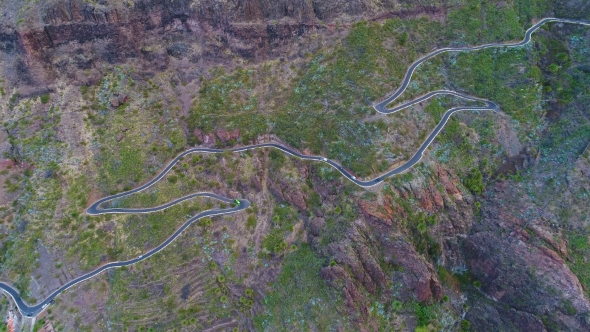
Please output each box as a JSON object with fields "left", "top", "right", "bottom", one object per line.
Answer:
{"left": 202, "top": 133, "right": 216, "bottom": 147}
{"left": 215, "top": 128, "right": 231, "bottom": 143}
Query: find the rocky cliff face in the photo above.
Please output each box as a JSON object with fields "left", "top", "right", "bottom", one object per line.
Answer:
{"left": 2, "top": 0, "right": 444, "bottom": 88}
{"left": 463, "top": 230, "right": 590, "bottom": 331}
{"left": 294, "top": 145, "right": 590, "bottom": 331}
{"left": 295, "top": 161, "right": 471, "bottom": 328}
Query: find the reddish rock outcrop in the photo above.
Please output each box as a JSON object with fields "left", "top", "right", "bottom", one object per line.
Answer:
{"left": 201, "top": 133, "right": 216, "bottom": 147}
{"left": 214, "top": 128, "right": 240, "bottom": 143}
{"left": 0, "top": 159, "right": 15, "bottom": 169}
{"left": 267, "top": 173, "right": 307, "bottom": 211}
{"left": 437, "top": 165, "right": 463, "bottom": 201}
{"left": 530, "top": 224, "right": 568, "bottom": 256}
{"left": 358, "top": 199, "right": 393, "bottom": 225}
{"left": 413, "top": 181, "right": 445, "bottom": 212}
{"left": 308, "top": 216, "right": 325, "bottom": 236}
{"left": 215, "top": 128, "right": 230, "bottom": 143}
{"left": 321, "top": 265, "right": 369, "bottom": 320}
{"left": 380, "top": 236, "right": 442, "bottom": 303}
{"left": 229, "top": 129, "right": 240, "bottom": 141}
{"left": 193, "top": 129, "right": 204, "bottom": 142}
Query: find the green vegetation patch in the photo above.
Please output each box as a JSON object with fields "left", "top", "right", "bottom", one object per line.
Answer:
{"left": 104, "top": 227, "right": 242, "bottom": 331}
{"left": 121, "top": 200, "right": 210, "bottom": 250}
{"left": 567, "top": 232, "right": 590, "bottom": 297}
{"left": 261, "top": 206, "right": 296, "bottom": 254}
{"left": 84, "top": 68, "right": 187, "bottom": 195}
{"left": 0, "top": 104, "right": 64, "bottom": 302}
{"left": 446, "top": 0, "right": 523, "bottom": 45}
{"left": 188, "top": 67, "right": 266, "bottom": 144}
{"left": 254, "top": 244, "right": 349, "bottom": 331}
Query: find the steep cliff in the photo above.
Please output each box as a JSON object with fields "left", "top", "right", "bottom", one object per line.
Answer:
{"left": 1, "top": 0, "right": 446, "bottom": 89}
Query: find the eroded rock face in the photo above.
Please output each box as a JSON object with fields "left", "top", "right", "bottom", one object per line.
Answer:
{"left": 315, "top": 154, "right": 590, "bottom": 330}
{"left": 319, "top": 224, "right": 384, "bottom": 322}
{"left": 358, "top": 198, "right": 395, "bottom": 225}
{"left": 308, "top": 216, "right": 325, "bottom": 236}
{"left": 215, "top": 128, "right": 240, "bottom": 143}
{"left": 5, "top": 0, "right": 447, "bottom": 88}
{"left": 380, "top": 236, "right": 442, "bottom": 303}
{"left": 267, "top": 169, "right": 307, "bottom": 211}
{"left": 462, "top": 231, "right": 590, "bottom": 331}
{"left": 466, "top": 302, "right": 546, "bottom": 332}
{"left": 436, "top": 164, "right": 463, "bottom": 201}
{"left": 321, "top": 265, "right": 369, "bottom": 320}
{"left": 317, "top": 208, "right": 444, "bottom": 323}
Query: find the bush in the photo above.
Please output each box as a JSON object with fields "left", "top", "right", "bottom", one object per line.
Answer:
{"left": 392, "top": 300, "right": 403, "bottom": 311}
{"left": 398, "top": 31, "right": 408, "bottom": 46}
{"left": 274, "top": 241, "right": 288, "bottom": 253}
{"left": 167, "top": 175, "right": 178, "bottom": 184}
{"left": 199, "top": 218, "right": 213, "bottom": 227}
{"left": 412, "top": 302, "right": 436, "bottom": 327}
{"left": 246, "top": 215, "right": 257, "bottom": 229}
{"left": 562, "top": 299, "right": 577, "bottom": 315}
{"left": 547, "top": 63, "right": 560, "bottom": 73}
{"left": 460, "top": 319, "right": 471, "bottom": 331}
{"left": 40, "top": 94, "right": 50, "bottom": 104}
{"left": 464, "top": 168, "right": 484, "bottom": 195}
{"left": 268, "top": 149, "right": 285, "bottom": 169}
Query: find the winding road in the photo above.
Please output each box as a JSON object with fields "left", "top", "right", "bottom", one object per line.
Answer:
{"left": 2, "top": 17, "right": 590, "bottom": 318}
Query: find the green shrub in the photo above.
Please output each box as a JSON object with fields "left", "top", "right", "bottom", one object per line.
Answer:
{"left": 464, "top": 168, "right": 484, "bottom": 195}
{"left": 412, "top": 302, "right": 436, "bottom": 327}
{"left": 199, "top": 218, "right": 213, "bottom": 227}
{"left": 246, "top": 215, "right": 257, "bottom": 229}
{"left": 167, "top": 175, "right": 178, "bottom": 184}
{"left": 268, "top": 149, "right": 285, "bottom": 169}
{"left": 547, "top": 63, "right": 560, "bottom": 73}
{"left": 569, "top": 235, "right": 589, "bottom": 252}
{"left": 460, "top": 319, "right": 471, "bottom": 331}
{"left": 398, "top": 31, "right": 408, "bottom": 46}
{"left": 40, "top": 94, "right": 50, "bottom": 104}
{"left": 562, "top": 299, "right": 577, "bottom": 315}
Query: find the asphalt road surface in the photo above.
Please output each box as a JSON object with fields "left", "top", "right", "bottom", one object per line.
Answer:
{"left": 2, "top": 17, "right": 589, "bottom": 318}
